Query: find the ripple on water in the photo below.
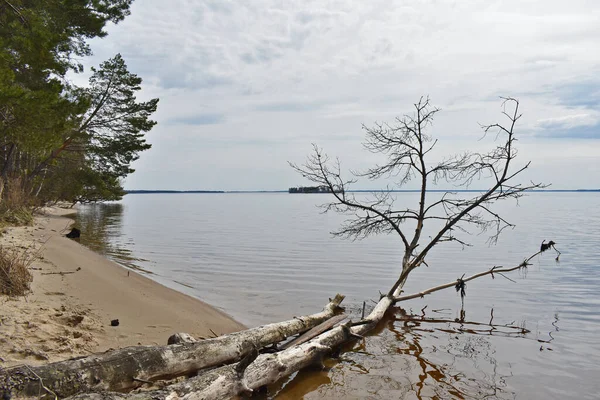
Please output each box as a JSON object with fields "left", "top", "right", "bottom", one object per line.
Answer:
{"left": 75, "top": 192, "right": 600, "bottom": 399}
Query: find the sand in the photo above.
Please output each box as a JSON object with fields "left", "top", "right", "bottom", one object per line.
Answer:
{"left": 0, "top": 207, "right": 245, "bottom": 367}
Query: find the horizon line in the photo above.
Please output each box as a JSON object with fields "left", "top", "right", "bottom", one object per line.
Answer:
{"left": 125, "top": 188, "right": 600, "bottom": 194}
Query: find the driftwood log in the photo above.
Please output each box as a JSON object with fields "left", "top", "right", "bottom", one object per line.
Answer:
{"left": 62, "top": 251, "right": 543, "bottom": 400}
{"left": 4, "top": 252, "right": 545, "bottom": 400}
{"left": 0, "top": 295, "right": 344, "bottom": 399}
{"left": 179, "top": 291, "right": 398, "bottom": 399}
{"left": 63, "top": 290, "right": 398, "bottom": 400}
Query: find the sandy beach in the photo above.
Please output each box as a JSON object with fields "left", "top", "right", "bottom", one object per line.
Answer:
{"left": 0, "top": 207, "right": 245, "bottom": 367}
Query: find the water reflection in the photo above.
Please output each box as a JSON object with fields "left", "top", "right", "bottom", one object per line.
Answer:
{"left": 266, "top": 306, "right": 550, "bottom": 399}
{"left": 74, "top": 203, "right": 150, "bottom": 273}
{"left": 70, "top": 193, "right": 600, "bottom": 399}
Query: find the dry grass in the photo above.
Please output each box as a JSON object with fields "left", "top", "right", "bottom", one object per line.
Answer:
{"left": 0, "top": 177, "right": 35, "bottom": 226}
{"left": 0, "top": 246, "right": 35, "bottom": 296}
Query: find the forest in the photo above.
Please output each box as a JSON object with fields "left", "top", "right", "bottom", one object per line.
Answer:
{"left": 0, "top": 0, "right": 157, "bottom": 223}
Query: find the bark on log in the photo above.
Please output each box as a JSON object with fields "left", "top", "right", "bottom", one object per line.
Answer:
{"left": 176, "top": 293, "right": 396, "bottom": 399}
{"left": 167, "top": 333, "right": 198, "bottom": 345}
{"left": 0, "top": 294, "right": 344, "bottom": 399}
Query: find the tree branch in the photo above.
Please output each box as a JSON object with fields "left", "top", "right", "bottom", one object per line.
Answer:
{"left": 393, "top": 248, "right": 548, "bottom": 303}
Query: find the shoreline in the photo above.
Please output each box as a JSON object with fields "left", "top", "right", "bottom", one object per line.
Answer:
{"left": 0, "top": 206, "right": 245, "bottom": 367}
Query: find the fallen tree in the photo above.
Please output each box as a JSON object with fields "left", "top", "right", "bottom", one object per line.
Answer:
{"left": 0, "top": 295, "right": 344, "bottom": 398}
{"left": 63, "top": 249, "right": 550, "bottom": 400}
{"left": 2, "top": 98, "right": 555, "bottom": 400}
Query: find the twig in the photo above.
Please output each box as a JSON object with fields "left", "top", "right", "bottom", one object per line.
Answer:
{"left": 393, "top": 249, "right": 543, "bottom": 303}
{"left": 495, "top": 272, "right": 517, "bottom": 283}
{"left": 394, "top": 315, "right": 530, "bottom": 334}
{"left": 25, "top": 365, "right": 57, "bottom": 400}
{"left": 173, "top": 280, "right": 194, "bottom": 289}
{"left": 2, "top": 0, "right": 28, "bottom": 26}
{"left": 361, "top": 301, "right": 366, "bottom": 319}
{"left": 209, "top": 328, "right": 219, "bottom": 338}
{"left": 41, "top": 271, "right": 75, "bottom": 275}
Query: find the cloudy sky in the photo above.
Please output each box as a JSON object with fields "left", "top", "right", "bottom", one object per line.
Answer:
{"left": 80, "top": 0, "right": 599, "bottom": 190}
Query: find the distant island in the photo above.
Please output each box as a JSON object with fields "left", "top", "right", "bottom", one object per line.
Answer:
{"left": 288, "top": 185, "right": 344, "bottom": 194}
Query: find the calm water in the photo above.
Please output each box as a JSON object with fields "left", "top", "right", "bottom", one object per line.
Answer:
{"left": 75, "top": 192, "right": 600, "bottom": 399}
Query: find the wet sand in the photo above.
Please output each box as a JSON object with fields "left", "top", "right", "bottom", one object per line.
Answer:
{"left": 0, "top": 207, "right": 245, "bottom": 367}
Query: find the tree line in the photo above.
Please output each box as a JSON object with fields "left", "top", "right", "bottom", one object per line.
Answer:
{"left": 0, "top": 0, "right": 157, "bottom": 215}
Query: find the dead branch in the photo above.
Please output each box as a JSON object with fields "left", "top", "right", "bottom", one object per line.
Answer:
{"left": 17, "top": 98, "right": 556, "bottom": 399}
{"left": 24, "top": 365, "right": 57, "bottom": 400}
{"left": 290, "top": 98, "right": 544, "bottom": 301}
{"left": 41, "top": 271, "right": 76, "bottom": 275}
{"left": 393, "top": 315, "right": 530, "bottom": 335}
{"left": 2, "top": 0, "right": 29, "bottom": 26}
{"left": 62, "top": 240, "right": 559, "bottom": 400}
{"left": 66, "top": 287, "right": 400, "bottom": 400}
{"left": 393, "top": 247, "right": 550, "bottom": 303}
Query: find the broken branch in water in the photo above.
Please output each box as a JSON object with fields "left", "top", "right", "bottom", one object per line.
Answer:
{"left": 394, "top": 313, "right": 531, "bottom": 335}
{"left": 52, "top": 244, "right": 559, "bottom": 400}
{"left": 540, "top": 239, "right": 561, "bottom": 261}
{"left": 393, "top": 246, "right": 559, "bottom": 304}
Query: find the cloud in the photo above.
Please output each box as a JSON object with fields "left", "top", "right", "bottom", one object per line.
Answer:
{"left": 530, "top": 81, "right": 600, "bottom": 138}
{"left": 157, "top": 73, "right": 232, "bottom": 91}
{"left": 535, "top": 123, "right": 600, "bottom": 139}
{"left": 166, "top": 114, "right": 225, "bottom": 126}
{"left": 554, "top": 81, "right": 600, "bottom": 109}
{"left": 537, "top": 114, "right": 598, "bottom": 129}
{"left": 80, "top": 0, "right": 600, "bottom": 190}
{"left": 254, "top": 101, "right": 323, "bottom": 113}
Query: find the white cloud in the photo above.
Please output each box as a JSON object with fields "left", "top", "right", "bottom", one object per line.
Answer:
{"left": 537, "top": 113, "right": 600, "bottom": 129}
{"left": 79, "top": 0, "right": 600, "bottom": 190}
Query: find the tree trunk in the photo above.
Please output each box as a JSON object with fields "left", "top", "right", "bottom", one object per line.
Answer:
{"left": 64, "top": 292, "right": 398, "bottom": 400}
{"left": 27, "top": 137, "right": 74, "bottom": 182}
{"left": 0, "top": 143, "right": 16, "bottom": 199}
{"left": 0, "top": 295, "right": 344, "bottom": 399}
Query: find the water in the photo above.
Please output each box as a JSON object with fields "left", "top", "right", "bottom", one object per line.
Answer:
{"left": 75, "top": 192, "right": 600, "bottom": 399}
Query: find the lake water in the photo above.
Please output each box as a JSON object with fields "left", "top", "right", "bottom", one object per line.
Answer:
{"left": 75, "top": 192, "right": 600, "bottom": 399}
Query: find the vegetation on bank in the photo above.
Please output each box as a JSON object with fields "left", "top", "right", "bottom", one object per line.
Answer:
{"left": 0, "top": 245, "right": 34, "bottom": 296}
{"left": 0, "top": 0, "right": 157, "bottom": 225}
{"left": 1, "top": 1, "right": 155, "bottom": 295}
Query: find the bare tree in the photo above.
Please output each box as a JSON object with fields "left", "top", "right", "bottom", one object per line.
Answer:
{"left": 290, "top": 97, "right": 544, "bottom": 296}
{"left": 2, "top": 98, "right": 556, "bottom": 400}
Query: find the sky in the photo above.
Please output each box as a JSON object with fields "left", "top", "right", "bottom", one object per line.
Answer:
{"left": 77, "top": 0, "right": 600, "bottom": 190}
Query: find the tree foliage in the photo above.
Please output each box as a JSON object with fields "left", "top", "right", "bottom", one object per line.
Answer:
{"left": 82, "top": 54, "right": 157, "bottom": 179}
{"left": 0, "top": 0, "right": 157, "bottom": 210}
{"left": 33, "top": 54, "right": 158, "bottom": 203}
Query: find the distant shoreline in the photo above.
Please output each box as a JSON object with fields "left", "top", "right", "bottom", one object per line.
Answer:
{"left": 125, "top": 189, "right": 600, "bottom": 194}
{"left": 126, "top": 190, "right": 225, "bottom": 194}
